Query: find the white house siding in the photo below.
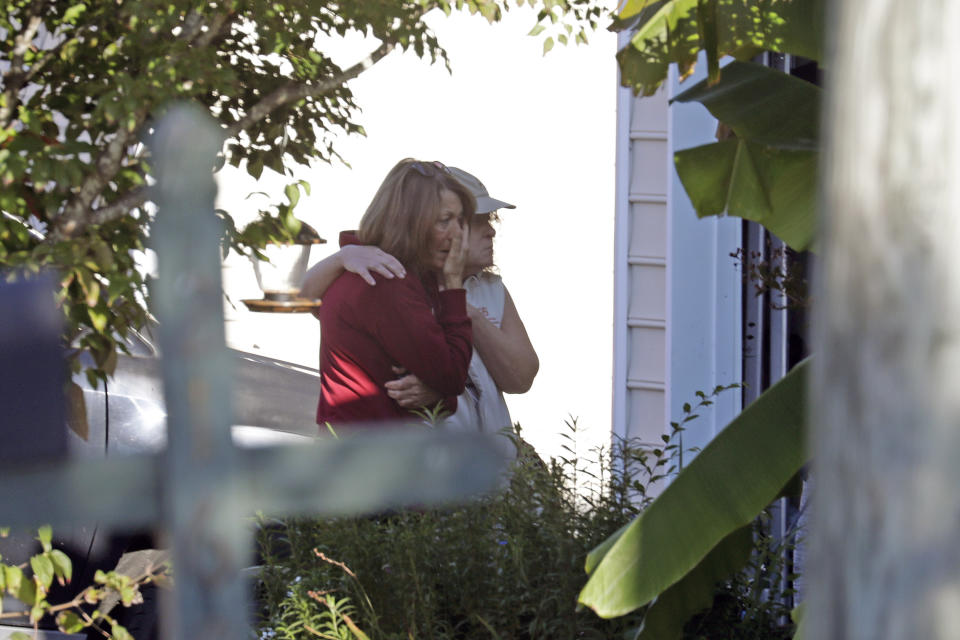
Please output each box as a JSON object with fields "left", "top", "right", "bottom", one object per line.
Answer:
{"left": 613, "top": 56, "right": 743, "bottom": 454}
{"left": 615, "top": 81, "right": 670, "bottom": 446}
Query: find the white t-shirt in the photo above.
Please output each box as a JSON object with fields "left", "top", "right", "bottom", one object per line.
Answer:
{"left": 444, "top": 273, "right": 515, "bottom": 456}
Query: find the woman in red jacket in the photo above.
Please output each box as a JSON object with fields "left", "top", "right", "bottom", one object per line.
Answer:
{"left": 315, "top": 159, "right": 476, "bottom": 428}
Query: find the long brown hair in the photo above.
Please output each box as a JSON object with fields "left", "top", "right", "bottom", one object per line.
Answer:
{"left": 358, "top": 159, "right": 476, "bottom": 273}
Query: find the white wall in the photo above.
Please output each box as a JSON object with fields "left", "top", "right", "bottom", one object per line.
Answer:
{"left": 218, "top": 6, "right": 617, "bottom": 460}
{"left": 667, "top": 61, "right": 743, "bottom": 456}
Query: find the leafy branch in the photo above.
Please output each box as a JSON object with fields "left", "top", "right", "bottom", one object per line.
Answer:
{"left": 0, "top": 525, "right": 169, "bottom": 639}
{"left": 224, "top": 39, "right": 398, "bottom": 139}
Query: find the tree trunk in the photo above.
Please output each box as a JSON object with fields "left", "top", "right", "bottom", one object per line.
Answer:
{"left": 809, "top": 1, "right": 960, "bottom": 638}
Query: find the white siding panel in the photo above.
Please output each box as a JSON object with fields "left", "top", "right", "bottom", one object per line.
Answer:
{"left": 630, "top": 202, "right": 667, "bottom": 259}
{"left": 630, "top": 139, "right": 669, "bottom": 196}
{"left": 628, "top": 264, "right": 666, "bottom": 322}
{"left": 628, "top": 326, "right": 666, "bottom": 382}
{"left": 630, "top": 87, "right": 669, "bottom": 133}
{"left": 627, "top": 389, "right": 666, "bottom": 443}
{"left": 614, "top": 62, "right": 670, "bottom": 446}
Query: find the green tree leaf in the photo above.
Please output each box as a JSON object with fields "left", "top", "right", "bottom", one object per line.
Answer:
{"left": 584, "top": 521, "right": 630, "bottom": 574}
{"left": 284, "top": 183, "right": 301, "bottom": 209}
{"left": 4, "top": 565, "right": 23, "bottom": 597}
{"left": 17, "top": 573, "right": 37, "bottom": 606}
{"left": 618, "top": 0, "right": 660, "bottom": 20}
{"left": 111, "top": 622, "right": 135, "bottom": 640}
{"left": 57, "top": 610, "right": 86, "bottom": 633}
{"left": 63, "top": 3, "right": 87, "bottom": 22}
{"left": 49, "top": 549, "right": 73, "bottom": 585}
{"left": 30, "top": 601, "right": 46, "bottom": 624}
{"left": 87, "top": 307, "right": 108, "bottom": 332}
{"left": 36, "top": 525, "right": 52, "bottom": 552}
{"left": 31, "top": 554, "right": 55, "bottom": 591}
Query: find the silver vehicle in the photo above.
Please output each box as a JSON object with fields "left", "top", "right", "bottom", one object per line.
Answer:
{"left": 1, "top": 327, "right": 320, "bottom": 640}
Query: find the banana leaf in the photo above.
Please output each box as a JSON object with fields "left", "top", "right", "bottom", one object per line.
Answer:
{"left": 675, "top": 140, "right": 817, "bottom": 251}
{"left": 615, "top": 0, "right": 825, "bottom": 96}
{"left": 635, "top": 525, "right": 754, "bottom": 639}
{"left": 579, "top": 359, "right": 809, "bottom": 618}
{"left": 672, "top": 61, "right": 821, "bottom": 251}
{"left": 673, "top": 61, "right": 820, "bottom": 146}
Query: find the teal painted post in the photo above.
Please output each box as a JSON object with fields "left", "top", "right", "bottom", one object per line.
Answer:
{"left": 150, "top": 103, "right": 248, "bottom": 639}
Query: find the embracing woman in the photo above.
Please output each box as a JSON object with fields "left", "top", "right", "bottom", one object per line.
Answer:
{"left": 304, "top": 163, "right": 538, "bottom": 449}
{"left": 314, "top": 159, "right": 476, "bottom": 428}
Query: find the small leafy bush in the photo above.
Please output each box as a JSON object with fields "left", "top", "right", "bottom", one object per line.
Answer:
{"left": 254, "top": 421, "right": 654, "bottom": 640}
{"left": 683, "top": 509, "right": 802, "bottom": 640}
{"left": 255, "top": 412, "right": 802, "bottom": 640}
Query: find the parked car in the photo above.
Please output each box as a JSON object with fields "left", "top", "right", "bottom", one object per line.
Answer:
{"left": 0, "top": 327, "right": 320, "bottom": 640}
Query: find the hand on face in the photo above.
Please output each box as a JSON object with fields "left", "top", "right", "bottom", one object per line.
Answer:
{"left": 442, "top": 221, "right": 469, "bottom": 290}
{"left": 430, "top": 188, "right": 467, "bottom": 286}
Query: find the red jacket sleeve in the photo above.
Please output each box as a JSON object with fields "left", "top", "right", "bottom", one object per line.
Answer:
{"left": 354, "top": 276, "right": 473, "bottom": 397}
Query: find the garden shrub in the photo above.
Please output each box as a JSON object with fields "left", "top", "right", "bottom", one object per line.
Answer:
{"left": 254, "top": 421, "right": 648, "bottom": 640}
{"left": 254, "top": 419, "right": 800, "bottom": 640}
{"left": 683, "top": 509, "right": 801, "bottom": 640}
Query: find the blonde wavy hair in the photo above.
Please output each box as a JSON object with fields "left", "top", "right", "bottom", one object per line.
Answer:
{"left": 358, "top": 159, "right": 476, "bottom": 274}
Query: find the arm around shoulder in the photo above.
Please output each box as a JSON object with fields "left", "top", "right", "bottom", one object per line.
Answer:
{"left": 300, "top": 251, "right": 345, "bottom": 300}
{"left": 300, "top": 245, "right": 407, "bottom": 299}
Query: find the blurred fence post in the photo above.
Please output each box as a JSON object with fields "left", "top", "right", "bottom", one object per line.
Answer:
{"left": 150, "top": 103, "right": 248, "bottom": 638}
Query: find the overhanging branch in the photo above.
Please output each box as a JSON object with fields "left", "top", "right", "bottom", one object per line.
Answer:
{"left": 88, "top": 186, "right": 151, "bottom": 228}
{"left": 39, "top": 19, "right": 401, "bottom": 240}
{"left": 49, "top": 107, "right": 150, "bottom": 242}
{"left": 224, "top": 40, "right": 396, "bottom": 139}
{"left": 194, "top": 11, "right": 235, "bottom": 48}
